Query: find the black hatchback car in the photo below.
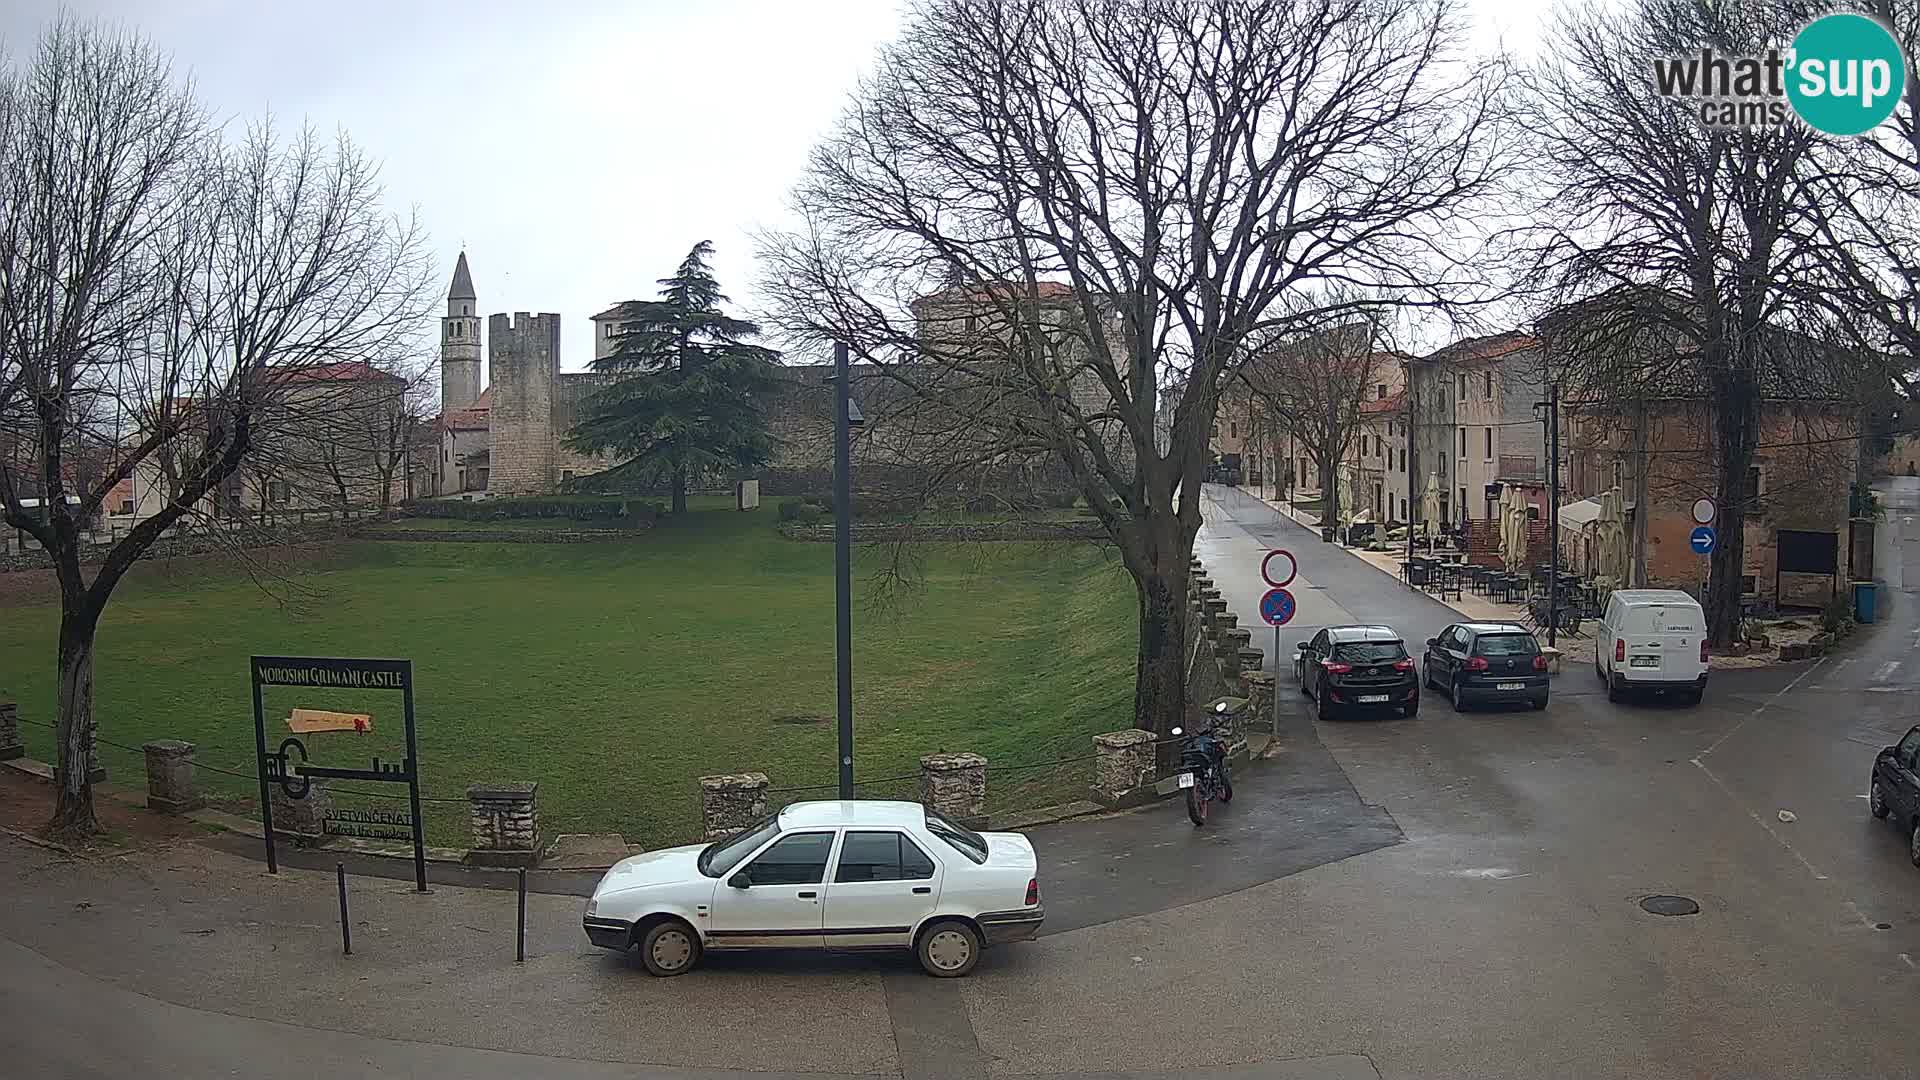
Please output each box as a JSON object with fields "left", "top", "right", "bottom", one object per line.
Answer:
{"left": 1868, "top": 724, "right": 1920, "bottom": 867}
{"left": 1422, "top": 622, "right": 1549, "bottom": 711}
{"left": 1295, "top": 625, "right": 1419, "bottom": 719}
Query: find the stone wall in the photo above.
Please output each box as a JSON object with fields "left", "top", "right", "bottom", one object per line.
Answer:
{"left": 780, "top": 521, "right": 1108, "bottom": 543}
{"left": 2, "top": 517, "right": 386, "bottom": 573}
{"left": 355, "top": 527, "right": 651, "bottom": 544}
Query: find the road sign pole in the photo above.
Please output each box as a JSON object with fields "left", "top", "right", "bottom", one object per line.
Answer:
{"left": 1272, "top": 623, "right": 1281, "bottom": 733}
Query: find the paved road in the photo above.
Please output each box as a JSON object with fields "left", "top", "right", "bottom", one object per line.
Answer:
{"left": 5, "top": 485, "right": 1919, "bottom": 1078}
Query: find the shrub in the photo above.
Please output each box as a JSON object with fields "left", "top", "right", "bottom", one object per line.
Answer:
{"left": 1820, "top": 594, "right": 1852, "bottom": 635}
{"left": 778, "top": 499, "right": 828, "bottom": 525}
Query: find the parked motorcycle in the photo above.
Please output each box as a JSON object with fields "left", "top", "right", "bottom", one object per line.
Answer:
{"left": 1172, "top": 701, "right": 1234, "bottom": 826}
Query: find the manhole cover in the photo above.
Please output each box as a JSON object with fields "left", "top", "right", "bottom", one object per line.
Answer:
{"left": 1640, "top": 894, "right": 1701, "bottom": 917}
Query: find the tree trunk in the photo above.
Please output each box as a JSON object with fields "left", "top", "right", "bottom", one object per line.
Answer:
{"left": 1631, "top": 402, "right": 1649, "bottom": 588}
{"left": 1706, "top": 383, "right": 1757, "bottom": 648}
{"left": 671, "top": 466, "right": 688, "bottom": 515}
{"left": 1318, "top": 454, "right": 1339, "bottom": 537}
{"left": 49, "top": 606, "right": 102, "bottom": 842}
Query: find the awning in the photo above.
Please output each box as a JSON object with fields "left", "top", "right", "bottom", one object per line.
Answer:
{"left": 1557, "top": 496, "right": 1602, "bottom": 530}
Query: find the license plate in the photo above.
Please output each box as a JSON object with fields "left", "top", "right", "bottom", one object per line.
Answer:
{"left": 1630, "top": 657, "right": 1660, "bottom": 668}
{"left": 1497, "top": 682, "right": 1524, "bottom": 691}
{"left": 1358, "top": 694, "right": 1389, "bottom": 703}
{"left": 1177, "top": 772, "right": 1196, "bottom": 788}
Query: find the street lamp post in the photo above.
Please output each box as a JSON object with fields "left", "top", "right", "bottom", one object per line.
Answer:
{"left": 832, "top": 342, "right": 857, "bottom": 799}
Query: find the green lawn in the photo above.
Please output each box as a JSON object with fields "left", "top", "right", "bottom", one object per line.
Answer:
{"left": 0, "top": 498, "right": 1137, "bottom": 847}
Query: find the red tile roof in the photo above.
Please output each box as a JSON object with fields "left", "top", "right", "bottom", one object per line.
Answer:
{"left": 278, "top": 360, "right": 406, "bottom": 384}
{"left": 1421, "top": 331, "right": 1536, "bottom": 365}
{"left": 439, "top": 386, "right": 493, "bottom": 432}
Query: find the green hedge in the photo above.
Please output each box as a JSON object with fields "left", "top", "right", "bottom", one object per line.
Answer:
{"left": 404, "top": 496, "right": 663, "bottom": 526}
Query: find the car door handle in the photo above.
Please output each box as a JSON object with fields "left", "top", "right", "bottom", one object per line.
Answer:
{"left": 797, "top": 891, "right": 817, "bottom": 899}
{"left": 912, "top": 886, "right": 931, "bottom": 894}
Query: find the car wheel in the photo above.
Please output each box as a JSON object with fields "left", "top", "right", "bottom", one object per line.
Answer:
{"left": 1682, "top": 689, "right": 1703, "bottom": 707}
{"left": 1450, "top": 677, "right": 1468, "bottom": 713}
{"left": 1422, "top": 661, "right": 1435, "bottom": 690}
{"left": 1403, "top": 696, "right": 1420, "bottom": 718}
{"left": 917, "top": 919, "right": 982, "bottom": 978}
{"left": 1298, "top": 666, "right": 1311, "bottom": 696}
{"left": 637, "top": 919, "right": 701, "bottom": 977}
{"left": 1316, "top": 687, "right": 1334, "bottom": 721}
{"left": 1911, "top": 819, "right": 1920, "bottom": 869}
{"left": 1606, "top": 673, "right": 1622, "bottom": 703}
{"left": 1870, "top": 779, "right": 1890, "bottom": 819}
{"left": 1530, "top": 695, "right": 1548, "bottom": 711}
{"left": 1596, "top": 657, "right": 1606, "bottom": 685}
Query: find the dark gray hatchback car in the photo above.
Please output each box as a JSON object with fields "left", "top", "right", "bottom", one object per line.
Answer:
{"left": 1295, "top": 625, "right": 1420, "bottom": 719}
{"left": 1422, "top": 622, "right": 1549, "bottom": 711}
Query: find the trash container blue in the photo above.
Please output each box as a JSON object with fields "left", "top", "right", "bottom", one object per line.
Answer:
{"left": 1852, "top": 580, "right": 1878, "bottom": 624}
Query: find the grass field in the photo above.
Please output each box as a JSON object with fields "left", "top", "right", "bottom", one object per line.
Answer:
{"left": 0, "top": 498, "right": 1138, "bottom": 846}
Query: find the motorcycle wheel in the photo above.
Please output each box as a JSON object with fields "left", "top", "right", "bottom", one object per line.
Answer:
{"left": 1219, "top": 780, "right": 1233, "bottom": 803}
{"left": 1186, "top": 786, "right": 1207, "bottom": 826}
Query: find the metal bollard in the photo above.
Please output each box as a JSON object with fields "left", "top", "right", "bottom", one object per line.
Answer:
{"left": 515, "top": 868, "right": 527, "bottom": 962}
{"left": 336, "top": 863, "right": 352, "bottom": 956}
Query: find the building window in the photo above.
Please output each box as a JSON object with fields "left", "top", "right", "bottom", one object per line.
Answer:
{"left": 1483, "top": 371, "right": 1493, "bottom": 398}
{"left": 1376, "top": 384, "right": 1387, "bottom": 400}
{"left": 1457, "top": 373, "right": 1466, "bottom": 398}
{"left": 1459, "top": 487, "right": 1468, "bottom": 520}
{"left": 118, "top": 498, "right": 134, "bottom": 515}
{"left": 965, "top": 313, "right": 978, "bottom": 333}
{"left": 1398, "top": 448, "right": 1405, "bottom": 471}
{"left": 1401, "top": 497, "right": 1408, "bottom": 519}
{"left": 562, "top": 470, "right": 575, "bottom": 483}
{"left": 1745, "top": 466, "right": 1762, "bottom": 501}
{"left": 267, "top": 481, "right": 290, "bottom": 504}
{"left": 1484, "top": 427, "right": 1493, "bottom": 460}
{"left": 1459, "top": 428, "right": 1467, "bottom": 457}
{"left": 1229, "top": 421, "right": 1237, "bottom": 438}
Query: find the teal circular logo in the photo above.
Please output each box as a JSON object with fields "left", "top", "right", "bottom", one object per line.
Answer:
{"left": 1787, "top": 13, "right": 1907, "bottom": 136}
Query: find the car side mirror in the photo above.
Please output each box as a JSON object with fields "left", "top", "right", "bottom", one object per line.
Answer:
{"left": 728, "top": 871, "right": 751, "bottom": 889}
{"left": 1425, "top": 637, "right": 1437, "bottom": 647}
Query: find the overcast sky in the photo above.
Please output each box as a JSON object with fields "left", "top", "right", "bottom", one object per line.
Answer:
{"left": 3, "top": 0, "right": 1545, "bottom": 375}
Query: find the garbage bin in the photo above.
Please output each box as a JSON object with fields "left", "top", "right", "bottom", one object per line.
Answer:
{"left": 1852, "top": 580, "right": 1878, "bottom": 624}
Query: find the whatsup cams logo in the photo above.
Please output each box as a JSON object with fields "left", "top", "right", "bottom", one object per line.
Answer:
{"left": 1653, "top": 12, "right": 1907, "bottom": 135}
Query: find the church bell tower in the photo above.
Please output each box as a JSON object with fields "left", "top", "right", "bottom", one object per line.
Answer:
{"left": 441, "top": 251, "right": 482, "bottom": 410}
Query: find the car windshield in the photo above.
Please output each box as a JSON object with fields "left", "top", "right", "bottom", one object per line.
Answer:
{"left": 1474, "top": 634, "right": 1538, "bottom": 657}
{"left": 697, "top": 813, "right": 780, "bottom": 877}
{"left": 924, "top": 808, "right": 988, "bottom": 864}
{"left": 1332, "top": 641, "right": 1406, "bottom": 663}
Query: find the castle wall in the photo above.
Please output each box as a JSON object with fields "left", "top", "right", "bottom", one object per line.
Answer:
{"left": 488, "top": 312, "right": 560, "bottom": 495}
{"left": 553, "top": 373, "right": 614, "bottom": 483}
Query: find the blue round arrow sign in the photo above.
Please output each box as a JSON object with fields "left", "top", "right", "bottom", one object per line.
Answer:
{"left": 1689, "top": 525, "right": 1716, "bottom": 555}
{"left": 1260, "top": 587, "right": 1297, "bottom": 626}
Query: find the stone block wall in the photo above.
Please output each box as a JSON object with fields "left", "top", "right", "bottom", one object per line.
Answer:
{"left": 143, "top": 740, "right": 203, "bottom": 814}
{"left": 700, "top": 772, "right": 770, "bottom": 838}
{"left": 0, "top": 701, "right": 20, "bottom": 761}
{"left": 467, "top": 782, "right": 540, "bottom": 866}
{"left": 919, "top": 752, "right": 987, "bottom": 827}
{"left": 1090, "top": 729, "right": 1157, "bottom": 806}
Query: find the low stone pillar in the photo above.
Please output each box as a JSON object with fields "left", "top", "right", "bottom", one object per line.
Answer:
{"left": 919, "top": 752, "right": 987, "bottom": 828}
{"left": 1243, "top": 671, "right": 1276, "bottom": 734}
{"left": 1215, "top": 627, "right": 1251, "bottom": 670}
{"left": 1213, "top": 611, "right": 1238, "bottom": 636}
{"left": 700, "top": 772, "right": 770, "bottom": 838}
{"left": 1090, "top": 729, "right": 1158, "bottom": 806}
{"left": 467, "top": 782, "right": 540, "bottom": 866}
{"left": 1235, "top": 647, "right": 1266, "bottom": 694}
{"left": 1202, "top": 696, "right": 1248, "bottom": 756}
{"left": 268, "top": 780, "right": 330, "bottom": 841}
{"left": 0, "top": 701, "right": 21, "bottom": 761}
{"left": 142, "top": 740, "right": 203, "bottom": 814}
{"left": 1202, "top": 596, "right": 1228, "bottom": 630}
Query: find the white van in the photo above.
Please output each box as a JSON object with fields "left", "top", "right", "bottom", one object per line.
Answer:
{"left": 1596, "top": 589, "right": 1709, "bottom": 704}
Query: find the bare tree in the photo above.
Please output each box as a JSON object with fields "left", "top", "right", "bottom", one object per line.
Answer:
{"left": 0, "top": 19, "right": 433, "bottom": 840}
{"left": 760, "top": 0, "right": 1509, "bottom": 738}
{"left": 1239, "top": 313, "right": 1395, "bottom": 535}
{"left": 1518, "top": 0, "right": 1870, "bottom": 646}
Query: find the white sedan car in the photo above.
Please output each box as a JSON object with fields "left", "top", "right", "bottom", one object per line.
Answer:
{"left": 584, "top": 800, "right": 1043, "bottom": 977}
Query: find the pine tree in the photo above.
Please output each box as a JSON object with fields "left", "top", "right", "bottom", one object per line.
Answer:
{"left": 568, "top": 242, "right": 780, "bottom": 513}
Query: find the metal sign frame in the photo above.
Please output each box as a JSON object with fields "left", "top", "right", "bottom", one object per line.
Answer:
{"left": 251, "top": 656, "right": 425, "bottom": 892}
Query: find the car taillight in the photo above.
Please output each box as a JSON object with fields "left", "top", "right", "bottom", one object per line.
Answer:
{"left": 1393, "top": 659, "right": 1415, "bottom": 672}
{"left": 1615, "top": 639, "right": 1626, "bottom": 662}
{"left": 1465, "top": 657, "right": 1489, "bottom": 672}
{"left": 1700, "top": 639, "right": 1709, "bottom": 663}
{"left": 1322, "top": 660, "right": 1353, "bottom": 674}
{"left": 1532, "top": 654, "right": 1548, "bottom": 672}
{"left": 1025, "top": 878, "right": 1039, "bottom": 906}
